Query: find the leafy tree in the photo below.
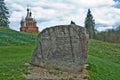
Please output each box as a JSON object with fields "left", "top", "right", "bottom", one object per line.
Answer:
{"left": 85, "top": 9, "right": 95, "bottom": 39}
{"left": 0, "top": 0, "right": 9, "bottom": 28}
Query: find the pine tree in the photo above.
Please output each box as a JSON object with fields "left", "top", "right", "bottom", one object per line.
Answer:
{"left": 0, "top": 0, "right": 9, "bottom": 28}
{"left": 85, "top": 9, "right": 95, "bottom": 39}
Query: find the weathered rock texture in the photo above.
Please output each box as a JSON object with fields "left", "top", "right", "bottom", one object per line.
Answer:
{"left": 30, "top": 24, "right": 88, "bottom": 73}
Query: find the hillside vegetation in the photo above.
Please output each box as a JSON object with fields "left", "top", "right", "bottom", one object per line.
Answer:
{"left": 87, "top": 40, "right": 120, "bottom": 80}
{"left": 0, "top": 27, "right": 37, "bottom": 45}
{"left": 0, "top": 27, "right": 120, "bottom": 80}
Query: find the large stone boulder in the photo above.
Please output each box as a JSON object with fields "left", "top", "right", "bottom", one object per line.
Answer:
{"left": 30, "top": 24, "right": 89, "bottom": 73}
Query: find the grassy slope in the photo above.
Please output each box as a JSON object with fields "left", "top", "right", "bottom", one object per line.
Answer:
{"left": 0, "top": 27, "right": 120, "bottom": 80}
{"left": 0, "top": 27, "right": 37, "bottom": 80}
{"left": 0, "top": 27, "right": 37, "bottom": 45}
{"left": 87, "top": 40, "right": 120, "bottom": 80}
{"left": 0, "top": 45, "right": 36, "bottom": 80}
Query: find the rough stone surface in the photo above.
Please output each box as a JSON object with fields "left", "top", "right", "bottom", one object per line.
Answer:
{"left": 30, "top": 24, "right": 88, "bottom": 73}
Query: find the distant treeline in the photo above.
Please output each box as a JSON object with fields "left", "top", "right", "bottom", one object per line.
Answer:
{"left": 84, "top": 9, "right": 120, "bottom": 44}
{"left": 95, "top": 26, "right": 120, "bottom": 44}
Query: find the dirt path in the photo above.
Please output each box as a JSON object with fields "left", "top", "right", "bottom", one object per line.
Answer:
{"left": 23, "top": 63, "right": 88, "bottom": 80}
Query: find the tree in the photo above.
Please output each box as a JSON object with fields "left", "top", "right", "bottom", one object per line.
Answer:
{"left": 0, "top": 0, "right": 9, "bottom": 28}
{"left": 85, "top": 9, "right": 95, "bottom": 39}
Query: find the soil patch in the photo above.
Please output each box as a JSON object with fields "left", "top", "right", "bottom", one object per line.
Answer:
{"left": 23, "top": 63, "right": 88, "bottom": 80}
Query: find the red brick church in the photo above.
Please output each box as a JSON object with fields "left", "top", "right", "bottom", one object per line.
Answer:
{"left": 20, "top": 8, "right": 39, "bottom": 33}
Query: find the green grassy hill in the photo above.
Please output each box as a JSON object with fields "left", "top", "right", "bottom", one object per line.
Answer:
{"left": 87, "top": 40, "right": 120, "bottom": 80}
{"left": 0, "top": 27, "right": 37, "bottom": 45}
{"left": 0, "top": 27, "right": 120, "bottom": 80}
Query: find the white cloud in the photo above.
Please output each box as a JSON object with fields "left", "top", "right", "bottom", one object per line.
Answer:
{"left": 11, "top": 3, "right": 24, "bottom": 11}
{"left": 93, "top": 7, "right": 120, "bottom": 25}
{"left": 4, "top": 0, "right": 120, "bottom": 31}
{"left": 97, "top": 26, "right": 113, "bottom": 31}
{"left": 71, "top": 0, "right": 115, "bottom": 8}
{"left": 10, "top": 11, "right": 25, "bottom": 22}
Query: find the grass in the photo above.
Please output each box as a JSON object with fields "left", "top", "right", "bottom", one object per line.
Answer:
{"left": 0, "top": 45, "right": 36, "bottom": 80}
{"left": 0, "top": 27, "right": 120, "bottom": 80}
{"left": 0, "top": 27, "right": 37, "bottom": 46}
{"left": 0, "top": 27, "right": 37, "bottom": 80}
{"left": 87, "top": 40, "right": 120, "bottom": 80}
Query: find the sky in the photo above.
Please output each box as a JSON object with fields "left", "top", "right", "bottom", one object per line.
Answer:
{"left": 4, "top": 0, "right": 120, "bottom": 31}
